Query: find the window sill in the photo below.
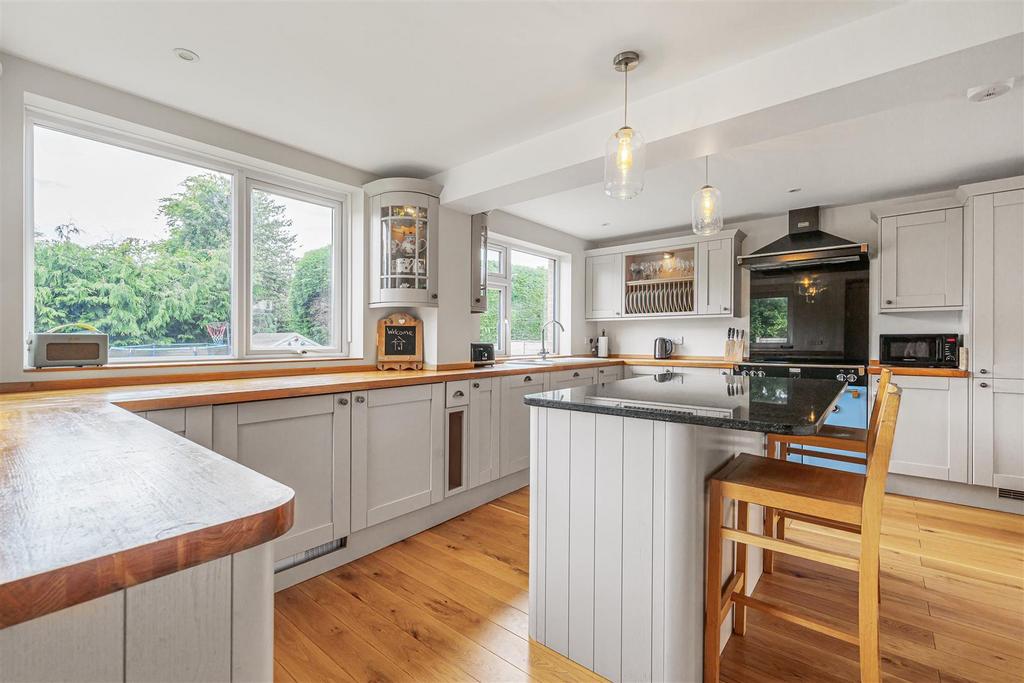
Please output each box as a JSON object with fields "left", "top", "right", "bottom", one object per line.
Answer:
{"left": 24, "top": 356, "right": 363, "bottom": 372}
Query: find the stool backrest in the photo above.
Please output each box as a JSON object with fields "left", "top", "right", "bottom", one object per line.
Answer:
{"left": 862, "top": 383, "right": 902, "bottom": 532}
{"left": 866, "top": 368, "right": 893, "bottom": 454}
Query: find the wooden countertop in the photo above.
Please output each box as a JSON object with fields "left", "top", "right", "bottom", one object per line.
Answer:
{"left": 0, "top": 356, "right": 721, "bottom": 628}
{"left": 867, "top": 361, "right": 970, "bottom": 378}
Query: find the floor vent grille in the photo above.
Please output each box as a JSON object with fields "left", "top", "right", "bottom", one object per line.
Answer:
{"left": 273, "top": 537, "right": 347, "bottom": 573}
{"left": 997, "top": 488, "right": 1024, "bottom": 501}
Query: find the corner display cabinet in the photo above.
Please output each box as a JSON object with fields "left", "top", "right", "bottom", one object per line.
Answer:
{"left": 366, "top": 178, "right": 442, "bottom": 307}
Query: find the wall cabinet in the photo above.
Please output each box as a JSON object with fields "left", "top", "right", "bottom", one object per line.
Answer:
{"left": 351, "top": 384, "right": 445, "bottom": 531}
{"left": 500, "top": 372, "right": 550, "bottom": 476}
{"left": 971, "top": 190, "right": 1023, "bottom": 380}
{"left": 585, "top": 253, "right": 623, "bottom": 319}
{"left": 366, "top": 178, "right": 442, "bottom": 308}
{"left": 870, "top": 374, "right": 968, "bottom": 482}
{"left": 878, "top": 207, "right": 964, "bottom": 311}
{"left": 469, "top": 378, "right": 501, "bottom": 488}
{"left": 470, "top": 213, "right": 489, "bottom": 313}
{"left": 697, "top": 238, "right": 735, "bottom": 316}
{"left": 584, "top": 231, "right": 742, "bottom": 321}
{"left": 214, "top": 394, "right": 348, "bottom": 561}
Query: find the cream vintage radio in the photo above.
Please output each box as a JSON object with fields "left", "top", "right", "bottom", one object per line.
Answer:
{"left": 28, "top": 324, "right": 109, "bottom": 368}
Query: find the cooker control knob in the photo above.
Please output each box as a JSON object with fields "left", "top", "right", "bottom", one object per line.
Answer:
{"left": 846, "top": 373, "right": 858, "bottom": 383}
{"left": 757, "top": 370, "right": 766, "bottom": 377}
{"left": 836, "top": 372, "right": 846, "bottom": 381}
{"left": 741, "top": 370, "right": 749, "bottom": 376}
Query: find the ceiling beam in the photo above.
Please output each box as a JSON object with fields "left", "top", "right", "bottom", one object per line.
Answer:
{"left": 433, "top": 1, "right": 1023, "bottom": 214}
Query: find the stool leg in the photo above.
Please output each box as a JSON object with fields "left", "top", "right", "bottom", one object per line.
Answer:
{"left": 704, "top": 481, "right": 725, "bottom": 683}
{"left": 858, "top": 536, "right": 882, "bottom": 682}
{"left": 763, "top": 436, "right": 777, "bottom": 574}
{"left": 733, "top": 500, "right": 748, "bottom": 636}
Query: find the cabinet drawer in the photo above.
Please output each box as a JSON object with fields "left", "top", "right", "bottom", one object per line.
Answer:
{"left": 550, "top": 367, "right": 598, "bottom": 386}
{"left": 237, "top": 394, "right": 334, "bottom": 424}
{"left": 146, "top": 408, "right": 186, "bottom": 433}
{"left": 446, "top": 380, "right": 470, "bottom": 407}
{"left": 367, "top": 383, "right": 433, "bottom": 407}
{"left": 504, "top": 372, "right": 545, "bottom": 389}
{"left": 468, "top": 377, "right": 493, "bottom": 393}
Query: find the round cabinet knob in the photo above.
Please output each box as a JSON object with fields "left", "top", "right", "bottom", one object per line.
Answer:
{"left": 979, "top": 382, "right": 989, "bottom": 388}
{"left": 355, "top": 396, "right": 366, "bottom": 403}
{"left": 885, "top": 299, "right": 894, "bottom": 305}
{"left": 431, "top": 293, "right": 438, "bottom": 299}
{"left": 338, "top": 397, "right": 349, "bottom": 406}
{"left": 836, "top": 372, "right": 846, "bottom": 381}
{"left": 472, "top": 382, "right": 480, "bottom": 388}
{"left": 979, "top": 368, "right": 989, "bottom": 374}
{"left": 524, "top": 376, "right": 532, "bottom": 382}
{"left": 846, "top": 373, "right": 858, "bottom": 383}
{"left": 475, "top": 297, "right": 481, "bottom": 303}
{"left": 615, "top": 312, "right": 620, "bottom": 316}
{"left": 722, "top": 306, "right": 730, "bottom": 312}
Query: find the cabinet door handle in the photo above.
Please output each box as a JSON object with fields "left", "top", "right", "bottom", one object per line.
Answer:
{"left": 572, "top": 372, "right": 581, "bottom": 378}
{"left": 885, "top": 299, "right": 894, "bottom": 305}
{"left": 979, "top": 382, "right": 989, "bottom": 388}
{"left": 475, "top": 297, "right": 481, "bottom": 303}
{"left": 979, "top": 368, "right": 989, "bottom": 374}
{"left": 338, "top": 397, "right": 349, "bottom": 406}
{"left": 431, "top": 293, "right": 438, "bottom": 299}
{"left": 524, "top": 376, "right": 533, "bottom": 382}
{"left": 472, "top": 382, "right": 480, "bottom": 389}
{"left": 355, "top": 396, "right": 366, "bottom": 403}
{"left": 452, "top": 390, "right": 465, "bottom": 398}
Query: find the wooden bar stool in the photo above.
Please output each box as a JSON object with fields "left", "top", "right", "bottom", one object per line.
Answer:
{"left": 704, "top": 383, "right": 902, "bottom": 683}
{"left": 763, "top": 369, "right": 893, "bottom": 573}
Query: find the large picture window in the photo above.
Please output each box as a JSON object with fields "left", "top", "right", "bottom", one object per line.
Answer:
{"left": 478, "top": 241, "right": 559, "bottom": 356}
{"left": 28, "top": 115, "right": 348, "bottom": 363}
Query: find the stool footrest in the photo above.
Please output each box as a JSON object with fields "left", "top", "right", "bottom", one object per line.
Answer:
{"left": 721, "top": 527, "right": 859, "bottom": 571}
{"left": 719, "top": 571, "right": 745, "bottom": 625}
{"left": 732, "top": 594, "right": 860, "bottom": 645}
{"left": 784, "top": 448, "right": 867, "bottom": 465}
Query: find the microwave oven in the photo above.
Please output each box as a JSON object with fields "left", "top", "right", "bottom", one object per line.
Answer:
{"left": 878, "top": 334, "right": 961, "bottom": 368}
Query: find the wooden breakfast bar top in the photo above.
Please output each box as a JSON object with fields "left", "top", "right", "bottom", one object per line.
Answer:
{"left": 0, "top": 355, "right": 689, "bottom": 629}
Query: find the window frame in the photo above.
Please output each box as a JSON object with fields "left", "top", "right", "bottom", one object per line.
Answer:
{"left": 242, "top": 178, "right": 345, "bottom": 358}
{"left": 484, "top": 239, "right": 560, "bottom": 358}
{"left": 24, "top": 108, "right": 352, "bottom": 365}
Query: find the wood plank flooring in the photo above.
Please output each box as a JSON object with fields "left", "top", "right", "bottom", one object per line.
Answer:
{"left": 275, "top": 487, "right": 1024, "bottom": 682}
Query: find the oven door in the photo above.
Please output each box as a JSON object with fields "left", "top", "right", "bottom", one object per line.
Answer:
{"left": 748, "top": 264, "right": 869, "bottom": 364}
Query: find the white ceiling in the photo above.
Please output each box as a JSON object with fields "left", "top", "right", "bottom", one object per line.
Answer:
{"left": 0, "top": 1, "right": 896, "bottom": 176}
{"left": 503, "top": 86, "right": 1024, "bottom": 242}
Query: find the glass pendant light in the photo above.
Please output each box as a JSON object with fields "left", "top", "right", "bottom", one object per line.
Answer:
{"left": 692, "top": 155, "right": 723, "bottom": 235}
{"left": 604, "top": 51, "right": 645, "bottom": 200}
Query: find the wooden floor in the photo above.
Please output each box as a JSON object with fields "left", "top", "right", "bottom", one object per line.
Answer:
{"left": 275, "top": 488, "right": 1024, "bottom": 682}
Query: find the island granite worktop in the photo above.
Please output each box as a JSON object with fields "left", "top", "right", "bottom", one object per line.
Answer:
{"left": 524, "top": 372, "right": 847, "bottom": 435}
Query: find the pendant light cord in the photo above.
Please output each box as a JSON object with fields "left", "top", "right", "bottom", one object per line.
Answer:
{"left": 623, "top": 67, "right": 629, "bottom": 128}
{"left": 705, "top": 155, "right": 709, "bottom": 185}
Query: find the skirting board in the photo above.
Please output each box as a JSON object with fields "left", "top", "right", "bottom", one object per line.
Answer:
{"left": 887, "top": 473, "right": 1024, "bottom": 515}
{"left": 274, "top": 469, "right": 530, "bottom": 591}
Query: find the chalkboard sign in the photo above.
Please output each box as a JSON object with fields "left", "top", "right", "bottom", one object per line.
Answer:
{"left": 376, "top": 313, "right": 424, "bottom": 370}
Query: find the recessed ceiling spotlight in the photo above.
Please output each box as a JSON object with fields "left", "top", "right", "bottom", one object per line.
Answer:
{"left": 787, "top": 187, "right": 802, "bottom": 193}
{"left": 967, "top": 79, "right": 1013, "bottom": 103}
{"left": 173, "top": 48, "right": 200, "bottom": 63}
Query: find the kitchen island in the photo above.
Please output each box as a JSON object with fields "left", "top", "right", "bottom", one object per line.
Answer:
{"left": 524, "top": 371, "right": 846, "bottom": 683}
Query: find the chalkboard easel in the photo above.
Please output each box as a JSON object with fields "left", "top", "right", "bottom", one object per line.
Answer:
{"left": 376, "top": 313, "right": 424, "bottom": 371}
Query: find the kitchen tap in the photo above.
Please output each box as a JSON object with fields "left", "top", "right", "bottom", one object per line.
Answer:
{"left": 538, "top": 319, "right": 565, "bottom": 360}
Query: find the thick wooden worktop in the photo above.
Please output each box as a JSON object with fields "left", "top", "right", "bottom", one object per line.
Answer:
{"left": 867, "top": 360, "right": 970, "bottom": 378}
{"left": 0, "top": 356, "right": 725, "bottom": 629}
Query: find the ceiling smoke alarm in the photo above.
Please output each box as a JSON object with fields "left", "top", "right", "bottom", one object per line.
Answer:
{"left": 966, "top": 79, "right": 1013, "bottom": 103}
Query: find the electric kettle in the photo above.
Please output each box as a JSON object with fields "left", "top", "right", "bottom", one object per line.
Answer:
{"left": 654, "top": 337, "right": 674, "bottom": 359}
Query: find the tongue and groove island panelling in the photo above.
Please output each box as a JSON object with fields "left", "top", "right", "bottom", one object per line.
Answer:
{"left": 0, "top": 356, "right": 729, "bottom": 630}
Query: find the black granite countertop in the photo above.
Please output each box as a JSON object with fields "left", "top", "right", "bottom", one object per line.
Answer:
{"left": 523, "top": 373, "right": 846, "bottom": 435}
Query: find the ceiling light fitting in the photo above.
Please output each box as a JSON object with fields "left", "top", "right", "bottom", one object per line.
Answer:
{"left": 966, "top": 79, "right": 1013, "bottom": 103}
{"left": 692, "top": 155, "right": 723, "bottom": 236}
{"left": 173, "top": 48, "right": 200, "bottom": 63}
{"left": 604, "top": 50, "right": 645, "bottom": 200}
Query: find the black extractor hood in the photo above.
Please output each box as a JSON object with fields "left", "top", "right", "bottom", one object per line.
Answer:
{"left": 736, "top": 206, "right": 869, "bottom": 271}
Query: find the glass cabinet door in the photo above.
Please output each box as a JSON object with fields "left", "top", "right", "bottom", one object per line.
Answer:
{"left": 380, "top": 201, "right": 429, "bottom": 292}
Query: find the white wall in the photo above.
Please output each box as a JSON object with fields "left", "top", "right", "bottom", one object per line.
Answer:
{"left": 591, "top": 191, "right": 967, "bottom": 359}
{"left": 0, "top": 53, "right": 484, "bottom": 383}
{"left": 484, "top": 210, "right": 592, "bottom": 356}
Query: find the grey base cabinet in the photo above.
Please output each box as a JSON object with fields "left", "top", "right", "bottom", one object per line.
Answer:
{"left": 211, "top": 395, "right": 350, "bottom": 561}
{"left": 469, "top": 378, "right": 501, "bottom": 488}
{"left": 972, "top": 378, "right": 1024, "bottom": 490}
{"left": 351, "top": 384, "right": 445, "bottom": 531}
{"left": 142, "top": 406, "right": 213, "bottom": 449}
{"left": 871, "top": 374, "right": 968, "bottom": 482}
{"left": 500, "top": 372, "right": 550, "bottom": 476}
